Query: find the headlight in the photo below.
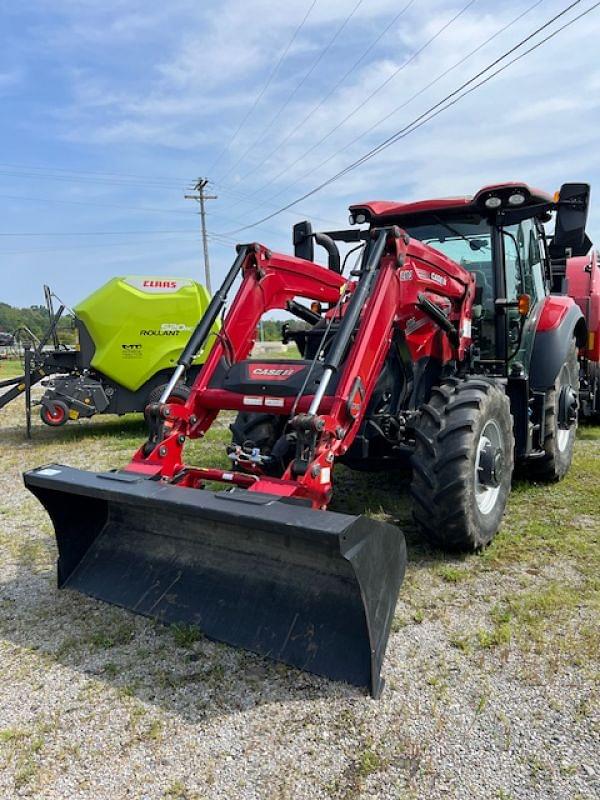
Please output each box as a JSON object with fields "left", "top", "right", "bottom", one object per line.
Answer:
{"left": 484, "top": 196, "right": 502, "bottom": 210}
{"left": 508, "top": 192, "right": 525, "bottom": 206}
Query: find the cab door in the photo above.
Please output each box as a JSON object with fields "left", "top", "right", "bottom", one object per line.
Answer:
{"left": 502, "top": 218, "right": 548, "bottom": 373}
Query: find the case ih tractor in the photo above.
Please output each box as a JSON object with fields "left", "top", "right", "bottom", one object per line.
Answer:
{"left": 25, "top": 182, "right": 597, "bottom": 697}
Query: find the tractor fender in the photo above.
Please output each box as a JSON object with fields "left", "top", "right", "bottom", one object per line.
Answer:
{"left": 529, "top": 296, "right": 586, "bottom": 391}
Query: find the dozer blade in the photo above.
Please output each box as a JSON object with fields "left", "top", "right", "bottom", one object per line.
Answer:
{"left": 23, "top": 464, "right": 406, "bottom": 697}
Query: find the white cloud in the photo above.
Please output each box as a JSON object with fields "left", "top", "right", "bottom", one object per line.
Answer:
{"left": 0, "top": 68, "right": 23, "bottom": 94}
{"left": 3, "top": 0, "right": 600, "bottom": 303}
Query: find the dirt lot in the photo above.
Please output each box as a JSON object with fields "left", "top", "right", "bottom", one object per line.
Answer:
{"left": 0, "top": 387, "right": 598, "bottom": 800}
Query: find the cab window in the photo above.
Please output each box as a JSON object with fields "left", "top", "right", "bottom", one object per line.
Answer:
{"left": 504, "top": 219, "right": 546, "bottom": 305}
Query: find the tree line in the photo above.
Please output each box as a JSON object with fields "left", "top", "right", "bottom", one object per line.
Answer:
{"left": 0, "top": 302, "right": 76, "bottom": 344}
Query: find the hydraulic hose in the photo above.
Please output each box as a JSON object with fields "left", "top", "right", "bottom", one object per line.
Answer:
{"left": 308, "top": 229, "right": 389, "bottom": 415}
{"left": 159, "top": 245, "right": 249, "bottom": 403}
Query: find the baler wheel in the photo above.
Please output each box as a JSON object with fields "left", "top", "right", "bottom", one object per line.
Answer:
{"left": 147, "top": 382, "right": 191, "bottom": 407}
{"left": 527, "top": 340, "right": 579, "bottom": 482}
{"left": 40, "top": 400, "right": 69, "bottom": 427}
{"left": 411, "top": 378, "right": 514, "bottom": 551}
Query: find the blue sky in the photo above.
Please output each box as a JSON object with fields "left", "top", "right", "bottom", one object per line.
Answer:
{"left": 1, "top": 0, "right": 599, "bottom": 306}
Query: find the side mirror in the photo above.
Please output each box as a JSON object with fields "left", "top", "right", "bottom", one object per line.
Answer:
{"left": 293, "top": 220, "right": 314, "bottom": 262}
{"left": 550, "top": 183, "right": 591, "bottom": 258}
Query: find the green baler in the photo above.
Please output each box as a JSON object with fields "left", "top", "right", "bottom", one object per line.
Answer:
{"left": 0, "top": 276, "right": 215, "bottom": 429}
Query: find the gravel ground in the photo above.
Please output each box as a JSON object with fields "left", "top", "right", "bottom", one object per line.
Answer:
{"left": 0, "top": 395, "right": 598, "bottom": 800}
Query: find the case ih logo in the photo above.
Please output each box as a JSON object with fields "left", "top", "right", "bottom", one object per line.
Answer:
{"left": 247, "top": 363, "right": 305, "bottom": 382}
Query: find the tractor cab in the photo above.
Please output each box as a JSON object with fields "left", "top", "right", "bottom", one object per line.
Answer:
{"left": 349, "top": 182, "right": 591, "bottom": 377}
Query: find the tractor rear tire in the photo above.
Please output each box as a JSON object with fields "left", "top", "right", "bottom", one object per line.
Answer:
{"left": 527, "top": 340, "right": 579, "bottom": 482}
{"left": 411, "top": 378, "right": 514, "bottom": 551}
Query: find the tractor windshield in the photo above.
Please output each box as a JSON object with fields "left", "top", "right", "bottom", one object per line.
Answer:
{"left": 402, "top": 216, "right": 495, "bottom": 358}
{"left": 401, "top": 217, "right": 492, "bottom": 269}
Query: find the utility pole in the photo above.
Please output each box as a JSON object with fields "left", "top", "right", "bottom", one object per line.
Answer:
{"left": 185, "top": 178, "right": 217, "bottom": 293}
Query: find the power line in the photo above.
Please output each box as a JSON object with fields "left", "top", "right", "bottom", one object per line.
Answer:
{"left": 0, "top": 161, "right": 186, "bottom": 187}
{"left": 0, "top": 233, "right": 232, "bottom": 257}
{"left": 218, "top": 0, "right": 594, "bottom": 236}
{"left": 327, "top": 0, "right": 592, "bottom": 180}
{"left": 225, "top": 0, "right": 417, "bottom": 190}
{"left": 209, "top": 180, "right": 345, "bottom": 227}
{"left": 252, "top": 0, "right": 547, "bottom": 210}
{"left": 227, "top": 0, "right": 478, "bottom": 203}
{"left": 0, "top": 230, "right": 198, "bottom": 237}
{"left": 208, "top": 0, "right": 319, "bottom": 174}
{"left": 0, "top": 191, "right": 296, "bottom": 242}
{"left": 0, "top": 167, "right": 186, "bottom": 192}
{"left": 216, "top": 0, "right": 364, "bottom": 183}
{"left": 0, "top": 193, "right": 193, "bottom": 215}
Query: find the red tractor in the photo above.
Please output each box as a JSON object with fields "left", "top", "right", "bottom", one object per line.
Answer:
{"left": 25, "top": 182, "right": 597, "bottom": 697}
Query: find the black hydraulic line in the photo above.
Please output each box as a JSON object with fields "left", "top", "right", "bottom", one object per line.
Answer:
{"left": 286, "top": 300, "right": 321, "bottom": 325}
{"left": 44, "top": 285, "right": 60, "bottom": 351}
{"left": 178, "top": 245, "right": 249, "bottom": 369}
{"left": 324, "top": 229, "right": 389, "bottom": 371}
{"left": 322, "top": 229, "right": 367, "bottom": 243}
{"left": 313, "top": 232, "right": 341, "bottom": 274}
{"left": 416, "top": 293, "right": 459, "bottom": 347}
{"left": 37, "top": 305, "right": 65, "bottom": 352}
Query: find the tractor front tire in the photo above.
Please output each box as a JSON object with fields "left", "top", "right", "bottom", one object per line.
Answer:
{"left": 230, "top": 412, "right": 282, "bottom": 452}
{"left": 411, "top": 378, "right": 514, "bottom": 551}
{"left": 527, "top": 340, "right": 579, "bottom": 482}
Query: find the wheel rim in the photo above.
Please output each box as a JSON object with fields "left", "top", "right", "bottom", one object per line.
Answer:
{"left": 556, "top": 364, "right": 578, "bottom": 453}
{"left": 475, "top": 419, "right": 504, "bottom": 515}
{"left": 46, "top": 406, "right": 65, "bottom": 423}
{"left": 556, "top": 424, "right": 570, "bottom": 452}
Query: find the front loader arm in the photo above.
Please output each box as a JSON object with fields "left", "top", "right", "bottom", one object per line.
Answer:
{"left": 130, "top": 243, "right": 347, "bottom": 475}
{"left": 269, "top": 232, "right": 409, "bottom": 505}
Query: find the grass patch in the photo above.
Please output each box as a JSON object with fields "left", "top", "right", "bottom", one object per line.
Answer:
{"left": 0, "top": 358, "right": 23, "bottom": 379}
{"left": 435, "top": 564, "right": 468, "bottom": 583}
{"left": 0, "top": 727, "right": 27, "bottom": 743}
{"left": 88, "top": 622, "right": 135, "bottom": 649}
{"left": 164, "top": 781, "right": 198, "bottom": 800}
{"left": 171, "top": 623, "right": 203, "bottom": 648}
{"left": 146, "top": 718, "right": 163, "bottom": 741}
{"left": 0, "top": 721, "right": 49, "bottom": 791}
{"left": 449, "top": 634, "right": 472, "bottom": 654}
{"left": 356, "top": 747, "right": 382, "bottom": 777}
{"left": 476, "top": 624, "right": 511, "bottom": 650}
